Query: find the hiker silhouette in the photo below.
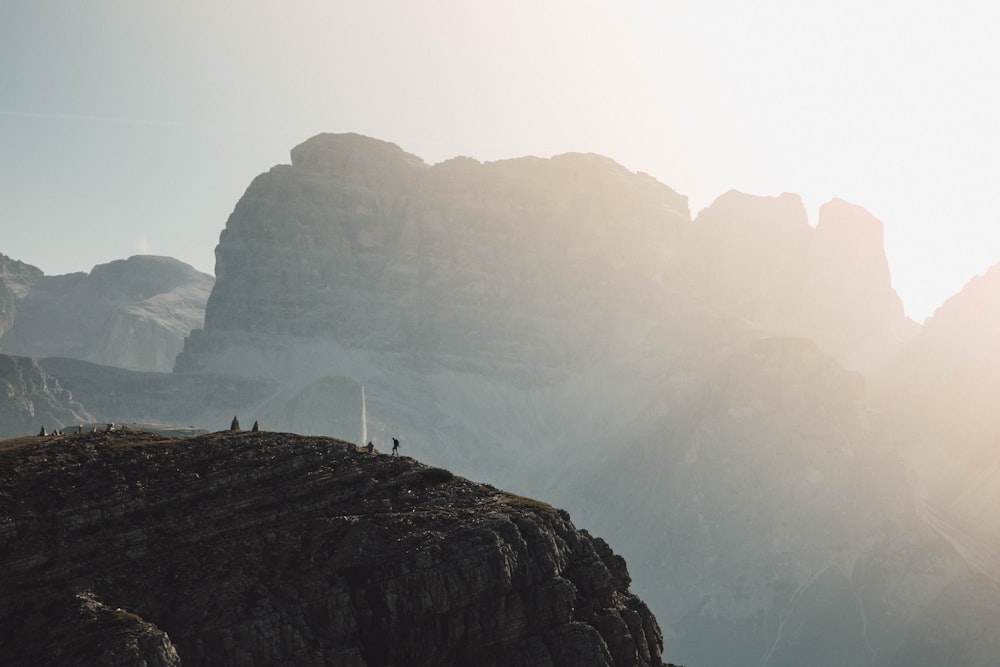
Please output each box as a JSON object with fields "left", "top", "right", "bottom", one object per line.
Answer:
{"left": 392, "top": 438, "right": 400, "bottom": 456}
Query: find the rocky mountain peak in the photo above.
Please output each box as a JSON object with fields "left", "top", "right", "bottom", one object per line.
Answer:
{"left": 183, "top": 135, "right": 692, "bottom": 382}
{"left": 87, "top": 255, "right": 210, "bottom": 301}
{"left": 695, "top": 189, "right": 810, "bottom": 237}
{"left": 289, "top": 132, "right": 426, "bottom": 188}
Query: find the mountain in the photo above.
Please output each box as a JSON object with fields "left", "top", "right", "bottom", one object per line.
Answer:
{"left": 689, "top": 192, "right": 917, "bottom": 373}
{"left": 0, "top": 429, "right": 669, "bottom": 667}
{"left": 0, "top": 255, "right": 212, "bottom": 372}
{"left": 180, "top": 134, "right": 695, "bottom": 382}
{"left": 0, "top": 253, "right": 43, "bottom": 339}
{"left": 874, "top": 262, "right": 1000, "bottom": 584}
{"left": 0, "top": 353, "right": 93, "bottom": 438}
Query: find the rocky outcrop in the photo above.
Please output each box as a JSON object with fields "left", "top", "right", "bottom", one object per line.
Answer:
{"left": 1, "top": 255, "right": 212, "bottom": 372}
{"left": 0, "top": 253, "right": 42, "bottom": 339}
{"left": 0, "top": 353, "right": 93, "bottom": 438}
{"left": 0, "top": 430, "right": 667, "bottom": 666}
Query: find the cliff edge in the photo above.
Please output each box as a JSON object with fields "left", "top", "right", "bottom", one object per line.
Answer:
{"left": 0, "top": 430, "right": 667, "bottom": 666}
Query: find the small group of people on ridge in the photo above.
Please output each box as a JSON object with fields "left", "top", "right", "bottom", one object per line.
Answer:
{"left": 365, "top": 437, "right": 401, "bottom": 456}
{"left": 228, "top": 416, "right": 398, "bottom": 456}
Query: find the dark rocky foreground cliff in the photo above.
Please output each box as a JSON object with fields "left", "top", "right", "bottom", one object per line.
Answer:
{"left": 0, "top": 430, "right": 669, "bottom": 666}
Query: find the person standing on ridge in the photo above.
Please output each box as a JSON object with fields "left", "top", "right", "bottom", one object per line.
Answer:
{"left": 392, "top": 438, "right": 400, "bottom": 456}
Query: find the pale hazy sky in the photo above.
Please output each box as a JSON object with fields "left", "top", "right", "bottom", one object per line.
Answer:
{"left": 2, "top": 1, "right": 998, "bottom": 322}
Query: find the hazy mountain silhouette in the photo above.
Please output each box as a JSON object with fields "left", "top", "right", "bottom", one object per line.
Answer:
{"left": 874, "top": 263, "right": 1000, "bottom": 587}
{"left": 0, "top": 255, "right": 212, "bottom": 372}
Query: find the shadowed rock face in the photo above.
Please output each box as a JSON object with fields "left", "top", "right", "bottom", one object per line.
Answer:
{"left": 1, "top": 255, "right": 212, "bottom": 373}
{"left": 0, "top": 430, "right": 667, "bottom": 667}
{"left": 0, "top": 354, "right": 93, "bottom": 438}
{"left": 0, "top": 253, "right": 42, "bottom": 339}
{"left": 181, "top": 133, "right": 693, "bottom": 384}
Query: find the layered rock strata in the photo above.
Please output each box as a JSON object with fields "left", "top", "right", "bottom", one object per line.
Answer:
{"left": 0, "top": 430, "right": 667, "bottom": 666}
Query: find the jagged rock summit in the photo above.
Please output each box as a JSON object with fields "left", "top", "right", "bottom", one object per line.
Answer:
{"left": 0, "top": 429, "right": 668, "bottom": 666}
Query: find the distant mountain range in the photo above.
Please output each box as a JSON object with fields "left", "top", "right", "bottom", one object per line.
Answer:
{"left": 0, "top": 254, "right": 212, "bottom": 372}
{"left": 3, "top": 132, "right": 1000, "bottom": 666}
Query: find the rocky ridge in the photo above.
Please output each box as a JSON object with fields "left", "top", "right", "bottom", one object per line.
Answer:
{"left": 0, "top": 429, "right": 668, "bottom": 667}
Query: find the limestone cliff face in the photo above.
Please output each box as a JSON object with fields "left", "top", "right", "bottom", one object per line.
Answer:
{"left": 1, "top": 255, "right": 212, "bottom": 372}
{"left": 0, "top": 430, "right": 667, "bottom": 667}
{"left": 0, "top": 253, "right": 42, "bottom": 339}
{"left": 180, "top": 133, "right": 693, "bottom": 382}
{"left": 0, "top": 353, "right": 93, "bottom": 438}
{"left": 182, "top": 136, "right": 911, "bottom": 386}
